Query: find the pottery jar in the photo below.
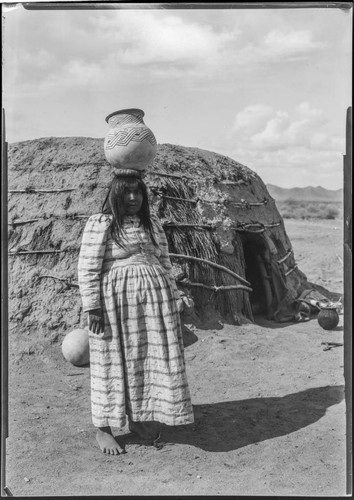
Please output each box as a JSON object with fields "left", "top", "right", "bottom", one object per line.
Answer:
{"left": 317, "top": 306, "right": 339, "bottom": 330}
{"left": 104, "top": 108, "right": 157, "bottom": 174}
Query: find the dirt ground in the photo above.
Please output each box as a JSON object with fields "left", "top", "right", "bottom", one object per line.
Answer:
{"left": 5, "top": 218, "right": 348, "bottom": 497}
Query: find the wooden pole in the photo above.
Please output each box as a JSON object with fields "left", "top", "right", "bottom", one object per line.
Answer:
{"left": 1, "top": 108, "right": 11, "bottom": 496}
{"left": 169, "top": 252, "right": 251, "bottom": 286}
{"left": 177, "top": 279, "right": 252, "bottom": 293}
{"left": 343, "top": 106, "right": 352, "bottom": 495}
{"left": 8, "top": 188, "right": 77, "bottom": 193}
{"left": 8, "top": 250, "right": 62, "bottom": 255}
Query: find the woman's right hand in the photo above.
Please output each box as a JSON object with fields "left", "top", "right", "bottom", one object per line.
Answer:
{"left": 88, "top": 309, "right": 104, "bottom": 334}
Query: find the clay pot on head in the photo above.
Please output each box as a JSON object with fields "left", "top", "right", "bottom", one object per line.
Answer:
{"left": 317, "top": 306, "right": 339, "bottom": 330}
{"left": 104, "top": 108, "right": 157, "bottom": 175}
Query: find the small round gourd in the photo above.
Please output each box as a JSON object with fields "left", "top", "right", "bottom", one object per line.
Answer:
{"left": 317, "top": 307, "right": 339, "bottom": 330}
{"left": 62, "top": 329, "right": 90, "bottom": 366}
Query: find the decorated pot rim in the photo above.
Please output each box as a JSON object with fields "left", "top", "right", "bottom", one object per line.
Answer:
{"left": 105, "top": 108, "right": 145, "bottom": 123}
{"left": 113, "top": 168, "right": 144, "bottom": 178}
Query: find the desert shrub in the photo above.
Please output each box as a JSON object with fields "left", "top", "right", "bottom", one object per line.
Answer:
{"left": 324, "top": 206, "right": 340, "bottom": 219}
{"left": 298, "top": 207, "right": 310, "bottom": 220}
{"left": 307, "top": 204, "right": 321, "bottom": 217}
{"left": 277, "top": 200, "right": 342, "bottom": 220}
{"left": 282, "top": 211, "right": 294, "bottom": 219}
{"left": 285, "top": 198, "right": 298, "bottom": 207}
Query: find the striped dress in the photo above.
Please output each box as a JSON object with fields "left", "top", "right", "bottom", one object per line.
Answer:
{"left": 78, "top": 213, "right": 194, "bottom": 429}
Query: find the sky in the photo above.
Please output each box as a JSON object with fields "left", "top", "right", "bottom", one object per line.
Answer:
{"left": 2, "top": 3, "right": 352, "bottom": 189}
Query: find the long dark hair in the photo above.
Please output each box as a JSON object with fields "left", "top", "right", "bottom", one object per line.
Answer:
{"left": 102, "top": 175, "right": 158, "bottom": 247}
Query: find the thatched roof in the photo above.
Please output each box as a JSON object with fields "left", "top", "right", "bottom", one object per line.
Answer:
{"left": 8, "top": 137, "right": 315, "bottom": 342}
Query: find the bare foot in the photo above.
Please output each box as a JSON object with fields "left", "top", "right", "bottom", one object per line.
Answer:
{"left": 96, "top": 427, "right": 125, "bottom": 455}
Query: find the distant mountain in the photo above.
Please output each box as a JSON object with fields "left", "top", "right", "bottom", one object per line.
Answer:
{"left": 266, "top": 184, "right": 343, "bottom": 202}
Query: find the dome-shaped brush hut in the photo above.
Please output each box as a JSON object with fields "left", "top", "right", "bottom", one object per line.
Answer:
{"left": 7, "top": 137, "right": 324, "bottom": 344}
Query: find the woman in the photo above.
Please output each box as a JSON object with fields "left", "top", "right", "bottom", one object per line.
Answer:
{"left": 78, "top": 173, "right": 194, "bottom": 455}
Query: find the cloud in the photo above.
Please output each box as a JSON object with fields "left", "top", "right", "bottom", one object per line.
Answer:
{"left": 233, "top": 104, "right": 274, "bottom": 135}
{"left": 229, "top": 102, "right": 344, "bottom": 188}
{"left": 3, "top": 5, "right": 349, "bottom": 189}
{"left": 262, "top": 29, "right": 325, "bottom": 59}
{"left": 230, "top": 145, "right": 344, "bottom": 189}
{"left": 5, "top": 10, "right": 326, "bottom": 96}
{"left": 227, "top": 27, "right": 326, "bottom": 71}
{"left": 233, "top": 102, "right": 330, "bottom": 151}
{"left": 4, "top": 9, "right": 240, "bottom": 93}
{"left": 95, "top": 11, "right": 237, "bottom": 66}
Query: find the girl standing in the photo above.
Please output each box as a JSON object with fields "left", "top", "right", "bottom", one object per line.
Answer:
{"left": 78, "top": 173, "right": 194, "bottom": 455}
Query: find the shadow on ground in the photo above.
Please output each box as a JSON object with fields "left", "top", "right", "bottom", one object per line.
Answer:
{"left": 254, "top": 315, "right": 344, "bottom": 331}
{"left": 154, "top": 385, "right": 344, "bottom": 452}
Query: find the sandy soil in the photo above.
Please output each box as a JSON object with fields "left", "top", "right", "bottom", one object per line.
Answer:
{"left": 5, "top": 218, "right": 348, "bottom": 497}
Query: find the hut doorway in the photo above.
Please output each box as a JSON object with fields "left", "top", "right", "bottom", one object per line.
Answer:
{"left": 241, "top": 234, "right": 275, "bottom": 320}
